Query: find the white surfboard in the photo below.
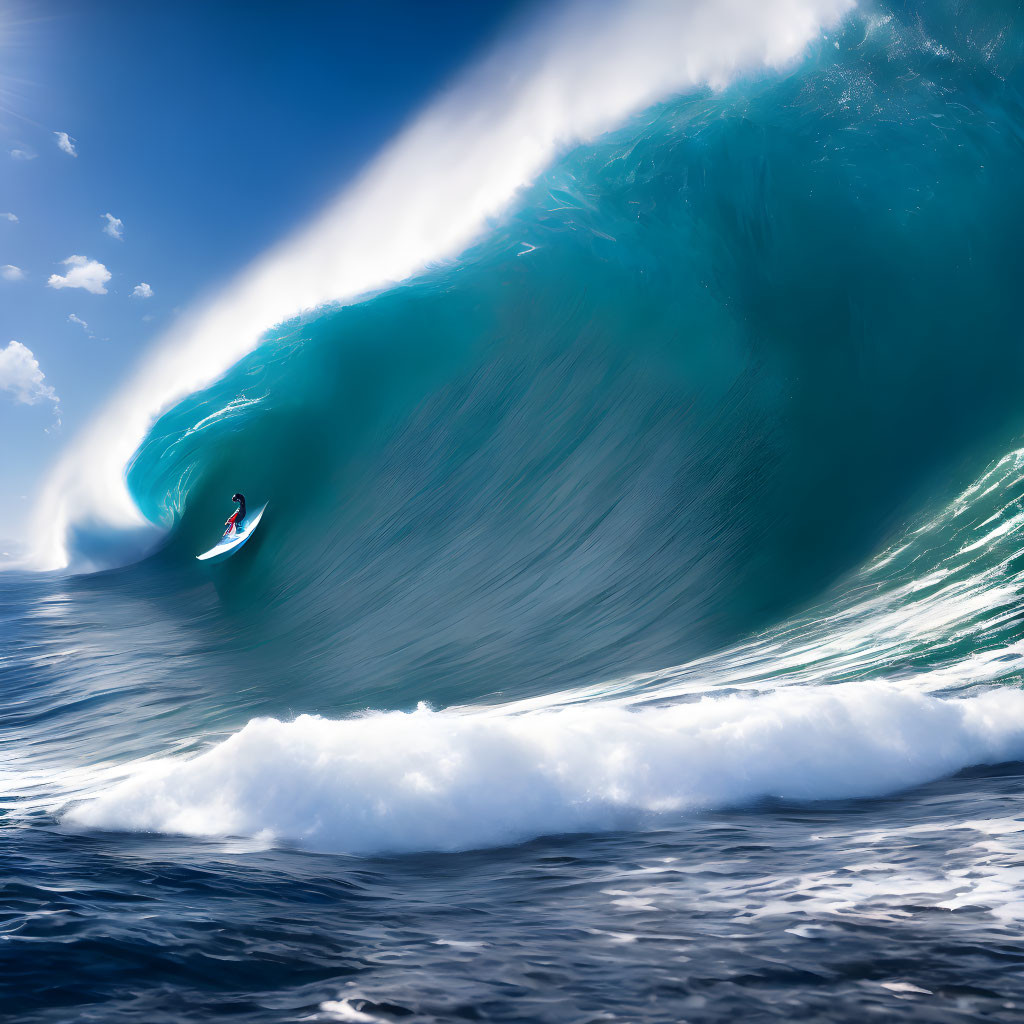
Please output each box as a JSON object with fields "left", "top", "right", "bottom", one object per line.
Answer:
{"left": 196, "top": 503, "right": 268, "bottom": 562}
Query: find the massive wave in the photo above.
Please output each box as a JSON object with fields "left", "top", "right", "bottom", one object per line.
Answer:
{"left": 32, "top": 0, "right": 856, "bottom": 571}
{"left": 22, "top": 0, "right": 1024, "bottom": 855}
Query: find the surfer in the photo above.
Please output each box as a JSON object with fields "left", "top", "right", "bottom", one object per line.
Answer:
{"left": 197, "top": 496, "right": 265, "bottom": 561}
{"left": 224, "top": 493, "right": 246, "bottom": 536}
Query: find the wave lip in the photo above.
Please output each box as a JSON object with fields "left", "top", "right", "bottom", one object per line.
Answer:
{"left": 65, "top": 682, "right": 1024, "bottom": 855}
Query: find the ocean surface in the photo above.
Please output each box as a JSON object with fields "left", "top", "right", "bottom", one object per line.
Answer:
{"left": 6, "top": 1, "right": 1024, "bottom": 1020}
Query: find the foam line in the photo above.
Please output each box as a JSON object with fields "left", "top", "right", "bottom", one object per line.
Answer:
{"left": 30, "top": 0, "right": 854, "bottom": 570}
{"left": 65, "top": 682, "right": 1024, "bottom": 855}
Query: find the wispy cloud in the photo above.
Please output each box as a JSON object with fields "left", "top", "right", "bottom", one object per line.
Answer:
{"left": 0, "top": 341, "right": 61, "bottom": 419}
{"left": 10, "top": 147, "right": 36, "bottom": 161}
{"left": 54, "top": 131, "right": 77, "bottom": 157}
{"left": 68, "top": 313, "right": 90, "bottom": 333}
{"left": 47, "top": 255, "right": 110, "bottom": 295}
{"left": 1, "top": 212, "right": 17, "bottom": 223}
{"left": 102, "top": 213, "right": 123, "bottom": 240}
{"left": 1, "top": 265, "right": 25, "bottom": 282}
{"left": 132, "top": 282, "right": 153, "bottom": 298}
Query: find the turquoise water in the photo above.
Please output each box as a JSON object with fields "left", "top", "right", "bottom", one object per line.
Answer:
{"left": 121, "top": 0, "right": 1024, "bottom": 703}
{"left": 7, "top": 2, "right": 1024, "bottom": 1020}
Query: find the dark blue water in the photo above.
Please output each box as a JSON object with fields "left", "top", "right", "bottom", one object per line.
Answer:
{"left": 6, "top": 1, "right": 1024, "bottom": 1020}
{"left": 6, "top": 767, "right": 1024, "bottom": 1023}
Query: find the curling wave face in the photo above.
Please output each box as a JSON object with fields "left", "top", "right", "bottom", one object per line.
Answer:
{"left": 31, "top": 0, "right": 856, "bottom": 571}
{"left": 110, "top": 0, "right": 1024, "bottom": 705}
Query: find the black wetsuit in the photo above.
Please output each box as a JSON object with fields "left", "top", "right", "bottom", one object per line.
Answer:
{"left": 226, "top": 497, "right": 246, "bottom": 534}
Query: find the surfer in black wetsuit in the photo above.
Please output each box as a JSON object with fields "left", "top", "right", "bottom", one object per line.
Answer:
{"left": 224, "top": 493, "right": 246, "bottom": 536}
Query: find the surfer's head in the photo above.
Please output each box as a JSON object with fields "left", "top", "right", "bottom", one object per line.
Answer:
{"left": 232, "top": 493, "right": 244, "bottom": 504}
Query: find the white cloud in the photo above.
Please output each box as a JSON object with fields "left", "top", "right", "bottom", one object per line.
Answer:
{"left": 1, "top": 265, "right": 25, "bottom": 281}
{"left": 102, "top": 213, "right": 123, "bottom": 240}
{"left": 54, "top": 131, "right": 77, "bottom": 157}
{"left": 68, "top": 313, "right": 89, "bottom": 331}
{"left": 10, "top": 147, "right": 36, "bottom": 161}
{"left": 132, "top": 282, "right": 153, "bottom": 298}
{"left": 2, "top": 212, "right": 17, "bottom": 222}
{"left": 47, "top": 255, "right": 110, "bottom": 295}
{"left": 0, "top": 341, "right": 60, "bottom": 411}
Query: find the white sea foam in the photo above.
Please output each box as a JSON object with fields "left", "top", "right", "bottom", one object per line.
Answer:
{"left": 65, "top": 682, "right": 1024, "bottom": 855}
{"left": 30, "top": 0, "right": 854, "bottom": 570}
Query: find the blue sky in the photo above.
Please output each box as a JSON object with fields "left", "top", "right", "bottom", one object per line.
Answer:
{"left": 0, "top": 0, "right": 529, "bottom": 542}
